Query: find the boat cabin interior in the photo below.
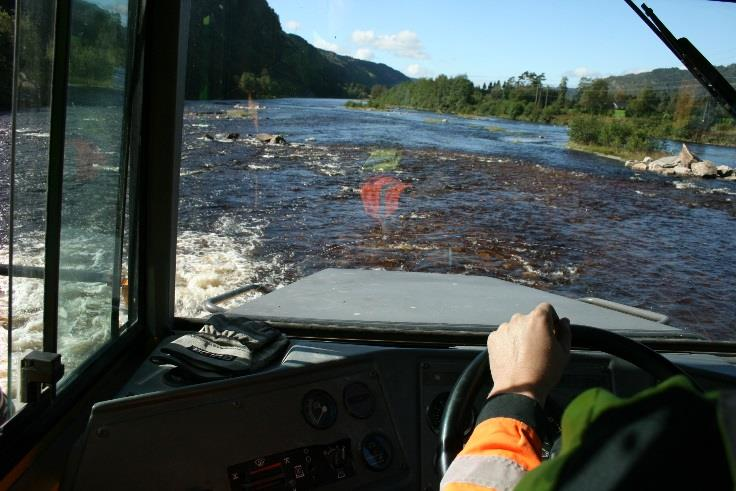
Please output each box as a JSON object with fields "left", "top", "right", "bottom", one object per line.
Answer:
{"left": 1, "top": 1, "right": 735, "bottom": 490}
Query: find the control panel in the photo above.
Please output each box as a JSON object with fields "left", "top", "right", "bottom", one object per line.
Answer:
{"left": 72, "top": 357, "right": 408, "bottom": 490}
{"left": 228, "top": 439, "right": 355, "bottom": 490}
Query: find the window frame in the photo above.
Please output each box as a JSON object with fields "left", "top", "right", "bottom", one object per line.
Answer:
{"left": 0, "top": 0, "right": 192, "bottom": 479}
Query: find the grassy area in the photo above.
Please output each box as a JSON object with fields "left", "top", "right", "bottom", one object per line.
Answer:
{"left": 567, "top": 142, "right": 668, "bottom": 162}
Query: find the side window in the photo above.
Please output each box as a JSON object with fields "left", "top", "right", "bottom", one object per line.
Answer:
{"left": 56, "top": 0, "right": 134, "bottom": 377}
{"left": 4, "top": 0, "right": 56, "bottom": 412}
{"left": 4, "top": 0, "right": 137, "bottom": 417}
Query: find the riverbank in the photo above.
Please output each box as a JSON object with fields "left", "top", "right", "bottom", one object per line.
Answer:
{"left": 567, "top": 142, "right": 668, "bottom": 162}
{"left": 348, "top": 101, "right": 685, "bottom": 162}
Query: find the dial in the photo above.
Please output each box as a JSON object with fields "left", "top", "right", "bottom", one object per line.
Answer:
{"left": 343, "top": 382, "right": 375, "bottom": 419}
{"left": 302, "top": 389, "right": 338, "bottom": 429}
{"left": 360, "top": 432, "right": 393, "bottom": 471}
{"left": 427, "top": 392, "right": 475, "bottom": 436}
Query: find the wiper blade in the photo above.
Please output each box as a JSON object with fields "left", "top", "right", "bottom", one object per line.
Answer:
{"left": 625, "top": 0, "right": 736, "bottom": 119}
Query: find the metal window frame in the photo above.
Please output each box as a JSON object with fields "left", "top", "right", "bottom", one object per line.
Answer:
{"left": 0, "top": 0, "right": 193, "bottom": 479}
{"left": 42, "top": 0, "right": 72, "bottom": 353}
{"left": 138, "top": 0, "right": 190, "bottom": 337}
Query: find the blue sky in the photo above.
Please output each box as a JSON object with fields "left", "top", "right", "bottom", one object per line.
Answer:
{"left": 268, "top": 0, "right": 736, "bottom": 87}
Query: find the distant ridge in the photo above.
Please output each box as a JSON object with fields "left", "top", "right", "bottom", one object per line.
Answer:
{"left": 601, "top": 64, "right": 736, "bottom": 96}
{"left": 185, "top": 0, "right": 409, "bottom": 100}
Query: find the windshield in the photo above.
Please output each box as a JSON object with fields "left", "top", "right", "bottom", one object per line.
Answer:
{"left": 2, "top": 2, "right": 736, "bottom": 398}
{"left": 172, "top": 0, "right": 736, "bottom": 340}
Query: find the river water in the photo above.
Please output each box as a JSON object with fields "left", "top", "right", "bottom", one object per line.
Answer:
{"left": 1, "top": 99, "right": 736, "bottom": 389}
{"left": 175, "top": 98, "right": 736, "bottom": 340}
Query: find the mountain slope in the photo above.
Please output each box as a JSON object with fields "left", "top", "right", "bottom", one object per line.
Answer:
{"left": 185, "top": 0, "right": 409, "bottom": 100}
{"left": 602, "top": 64, "right": 736, "bottom": 96}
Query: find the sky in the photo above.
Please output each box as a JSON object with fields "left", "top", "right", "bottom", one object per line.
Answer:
{"left": 268, "top": 0, "right": 736, "bottom": 88}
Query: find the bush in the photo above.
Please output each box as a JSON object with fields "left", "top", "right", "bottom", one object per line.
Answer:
{"left": 569, "top": 115, "right": 657, "bottom": 152}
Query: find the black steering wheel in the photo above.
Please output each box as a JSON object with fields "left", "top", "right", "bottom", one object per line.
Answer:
{"left": 437, "top": 324, "right": 700, "bottom": 476}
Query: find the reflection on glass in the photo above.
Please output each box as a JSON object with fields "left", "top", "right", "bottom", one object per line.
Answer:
{"left": 56, "top": 0, "right": 130, "bottom": 378}
{"left": 6, "top": 0, "right": 56, "bottom": 404}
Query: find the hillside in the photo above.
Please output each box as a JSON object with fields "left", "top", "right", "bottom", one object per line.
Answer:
{"left": 185, "top": 0, "right": 409, "bottom": 100}
{"left": 602, "top": 64, "right": 736, "bottom": 97}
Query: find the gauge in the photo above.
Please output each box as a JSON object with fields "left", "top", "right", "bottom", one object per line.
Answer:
{"left": 302, "top": 389, "right": 338, "bottom": 429}
{"left": 427, "top": 392, "right": 475, "bottom": 437}
{"left": 343, "top": 382, "right": 375, "bottom": 419}
{"left": 360, "top": 432, "right": 393, "bottom": 471}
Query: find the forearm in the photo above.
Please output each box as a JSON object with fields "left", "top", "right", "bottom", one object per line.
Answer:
{"left": 440, "top": 393, "right": 545, "bottom": 491}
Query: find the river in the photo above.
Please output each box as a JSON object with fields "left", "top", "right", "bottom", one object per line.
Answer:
{"left": 1, "top": 98, "right": 736, "bottom": 385}
{"left": 176, "top": 99, "right": 736, "bottom": 341}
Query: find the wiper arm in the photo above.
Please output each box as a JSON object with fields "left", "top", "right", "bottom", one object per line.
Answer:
{"left": 625, "top": 0, "right": 736, "bottom": 119}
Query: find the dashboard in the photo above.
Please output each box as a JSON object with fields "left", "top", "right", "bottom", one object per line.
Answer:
{"left": 66, "top": 337, "right": 733, "bottom": 490}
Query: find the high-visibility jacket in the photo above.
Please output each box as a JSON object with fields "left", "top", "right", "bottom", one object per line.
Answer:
{"left": 441, "top": 376, "right": 735, "bottom": 491}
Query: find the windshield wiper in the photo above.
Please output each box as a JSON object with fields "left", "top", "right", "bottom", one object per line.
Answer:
{"left": 625, "top": 0, "right": 736, "bottom": 119}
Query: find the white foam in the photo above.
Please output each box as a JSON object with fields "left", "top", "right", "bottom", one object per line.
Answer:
{"left": 175, "top": 215, "right": 290, "bottom": 318}
{"left": 0, "top": 232, "right": 129, "bottom": 400}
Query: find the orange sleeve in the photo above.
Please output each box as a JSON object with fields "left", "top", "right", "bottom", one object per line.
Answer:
{"left": 441, "top": 394, "right": 545, "bottom": 491}
{"left": 459, "top": 417, "right": 543, "bottom": 470}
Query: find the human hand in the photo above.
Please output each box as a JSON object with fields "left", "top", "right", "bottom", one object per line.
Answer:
{"left": 487, "top": 303, "right": 571, "bottom": 407}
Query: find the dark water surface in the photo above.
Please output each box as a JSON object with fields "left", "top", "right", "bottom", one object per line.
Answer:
{"left": 176, "top": 99, "right": 736, "bottom": 340}
{"left": 2, "top": 101, "right": 735, "bottom": 340}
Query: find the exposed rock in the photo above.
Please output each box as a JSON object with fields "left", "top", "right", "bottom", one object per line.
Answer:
{"left": 625, "top": 160, "right": 635, "bottom": 168}
{"left": 632, "top": 163, "right": 648, "bottom": 172}
{"left": 255, "top": 133, "right": 287, "bottom": 144}
{"left": 690, "top": 160, "right": 717, "bottom": 178}
{"left": 650, "top": 155, "right": 679, "bottom": 168}
{"left": 678, "top": 144, "right": 700, "bottom": 168}
{"left": 673, "top": 166, "right": 692, "bottom": 177}
{"left": 206, "top": 133, "right": 239, "bottom": 142}
{"left": 647, "top": 162, "right": 663, "bottom": 173}
{"left": 643, "top": 156, "right": 652, "bottom": 164}
{"left": 716, "top": 165, "right": 733, "bottom": 178}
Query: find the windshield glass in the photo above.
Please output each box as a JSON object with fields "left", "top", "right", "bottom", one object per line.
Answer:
{"left": 172, "top": 0, "right": 736, "bottom": 339}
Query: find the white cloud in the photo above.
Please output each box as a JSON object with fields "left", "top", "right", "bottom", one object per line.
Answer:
{"left": 313, "top": 34, "right": 340, "bottom": 53}
{"left": 352, "top": 30, "right": 375, "bottom": 44}
{"left": 563, "top": 67, "right": 603, "bottom": 79}
{"left": 351, "top": 29, "right": 427, "bottom": 59}
{"left": 354, "top": 48, "right": 374, "bottom": 61}
{"left": 406, "top": 63, "right": 431, "bottom": 78}
{"left": 284, "top": 20, "right": 300, "bottom": 32}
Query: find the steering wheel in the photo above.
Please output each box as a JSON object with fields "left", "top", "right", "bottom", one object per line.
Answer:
{"left": 437, "top": 324, "right": 700, "bottom": 476}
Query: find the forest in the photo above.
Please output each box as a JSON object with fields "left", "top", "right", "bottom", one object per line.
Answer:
{"left": 356, "top": 68, "right": 736, "bottom": 156}
{"left": 0, "top": 0, "right": 408, "bottom": 110}
{"left": 185, "top": 0, "right": 408, "bottom": 100}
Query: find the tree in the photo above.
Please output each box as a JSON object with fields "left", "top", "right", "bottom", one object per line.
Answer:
{"left": 370, "top": 84, "right": 386, "bottom": 99}
{"left": 238, "top": 71, "right": 259, "bottom": 96}
{"left": 556, "top": 76, "right": 568, "bottom": 107}
{"left": 578, "top": 79, "right": 611, "bottom": 115}
{"left": 628, "top": 86, "right": 660, "bottom": 117}
{"left": 673, "top": 84, "right": 696, "bottom": 130}
{"left": 0, "top": 8, "right": 12, "bottom": 109}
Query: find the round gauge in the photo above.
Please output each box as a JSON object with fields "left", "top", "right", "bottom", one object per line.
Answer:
{"left": 427, "top": 392, "right": 475, "bottom": 437}
{"left": 302, "top": 389, "right": 338, "bottom": 429}
{"left": 361, "top": 432, "right": 393, "bottom": 471}
{"left": 343, "top": 382, "right": 375, "bottom": 419}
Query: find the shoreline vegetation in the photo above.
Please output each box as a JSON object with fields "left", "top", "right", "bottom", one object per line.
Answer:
{"left": 346, "top": 72, "right": 736, "bottom": 160}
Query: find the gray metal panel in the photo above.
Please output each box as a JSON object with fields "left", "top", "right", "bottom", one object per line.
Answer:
{"left": 231, "top": 269, "right": 682, "bottom": 335}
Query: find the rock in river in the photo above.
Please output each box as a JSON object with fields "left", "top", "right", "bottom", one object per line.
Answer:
{"left": 256, "top": 133, "right": 287, "bottom": 144}
{"left": 678, "top": 143, "right": 700, "bottom": 168}
{"left": 632, "top": 163, "right": 648, "bottom": 172}
{"left": 650, "top": 155, "right": 679, "bottom": 168}
{"left": 691, "top": 160, "right": 718, "bottom": 178}
{"left": 717, "top": 165, "right": 733, "bottom": 178}
{"left": 673, "top": 166, "right": 692, "bottom": 177}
